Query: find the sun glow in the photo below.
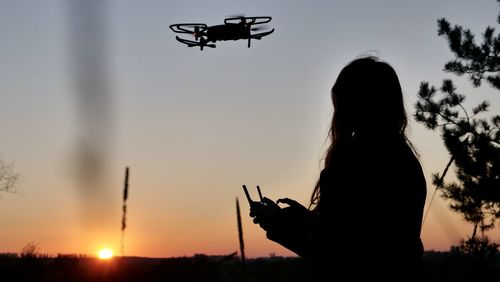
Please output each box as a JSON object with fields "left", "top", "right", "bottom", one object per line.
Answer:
{"left": 98, "top": 248, "right": 113, "bottom": 259}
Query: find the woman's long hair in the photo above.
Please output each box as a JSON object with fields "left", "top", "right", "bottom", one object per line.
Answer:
{"left": 310, "top": 56, "right": 412, "bottom": 210}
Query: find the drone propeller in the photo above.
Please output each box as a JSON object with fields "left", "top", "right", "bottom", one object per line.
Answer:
{"left": 225, "top": 14, "right": 248, "bottom": 25}
{"left": 250, "top": 25, "right": 268, "bottom": 31}
{"left": 226, "top": 13, "right": 246, "bottom": 18}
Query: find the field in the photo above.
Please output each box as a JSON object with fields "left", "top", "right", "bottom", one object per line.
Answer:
{"left": 0, "top": 251, "right": 499, "bottom": 282}
{"left": 0, "top": 253, "right": 306, "bottom": 282}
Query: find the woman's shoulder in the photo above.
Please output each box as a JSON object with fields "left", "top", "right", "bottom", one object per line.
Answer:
{"left": 322, "top": 137, "right": 423, "bottom": 172}
{"left": 355, "top": 137, "right": 423, "bottom": 169}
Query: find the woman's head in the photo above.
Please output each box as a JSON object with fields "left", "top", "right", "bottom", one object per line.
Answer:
{"left": 310, "top": 56, "right": 410, "bottom": 209}
{"left": 330, "top": 56, "right": 407, "bottom": 144}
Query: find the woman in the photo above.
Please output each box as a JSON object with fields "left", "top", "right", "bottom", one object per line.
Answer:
{"left": 250, "top": 56, "right": 427, "bottom": 281}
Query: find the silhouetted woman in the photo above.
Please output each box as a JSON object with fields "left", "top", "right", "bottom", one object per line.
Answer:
{"left": 250, "top": 56, "right": 427, "bottom": 281}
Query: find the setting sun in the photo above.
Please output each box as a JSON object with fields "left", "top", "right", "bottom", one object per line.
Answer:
{"left": 98, "top": 248, "right": 113, "bottom": 260}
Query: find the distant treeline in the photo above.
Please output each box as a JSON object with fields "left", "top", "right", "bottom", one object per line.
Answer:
{"left": 0, "top": 253, "right": 307, "bottom": 282}
{"left": 0, "top": 251, "right": 498, "bottom": 282}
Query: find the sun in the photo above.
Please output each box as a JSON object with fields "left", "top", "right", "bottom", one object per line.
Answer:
{"left": 98, "top": 248, "right": 113, "bottom": 259}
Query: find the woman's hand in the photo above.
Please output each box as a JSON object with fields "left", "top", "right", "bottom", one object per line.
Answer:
{"left": 277, "top": 198, "right": 310, "bottom": 217}
{"left": 249, "top": 197, "right": 281, "bottom": 231}
{"left": 249, "top": 197, "right": 313, "bottom": 257}
{"left": 249, "top": 197, "right": 311, "bottom": 234}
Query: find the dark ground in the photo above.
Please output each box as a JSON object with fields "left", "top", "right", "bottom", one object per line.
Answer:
{"left": 0, "top": 251, "right": 499, "bottom": 282}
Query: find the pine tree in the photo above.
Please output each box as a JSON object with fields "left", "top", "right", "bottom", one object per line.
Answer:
{"left": 415, "top": 1, "right": 500, "bottom": 255}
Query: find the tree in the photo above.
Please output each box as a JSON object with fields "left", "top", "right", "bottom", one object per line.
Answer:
{"left": 415, "top": 1, "right": 500, "bottom": 254}
{"left": 20, "top": 242, "right": 39, "bottom": 258}
{"left": 0, "top": 159, "right": 18, "bottom": 195}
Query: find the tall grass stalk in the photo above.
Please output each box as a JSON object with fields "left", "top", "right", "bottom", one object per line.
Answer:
{"left": 236, "top": 197, "right": 245, "bottom": 262}
{"left": 236, "top": 197, "right": 247, "bottom": 281}
{"left": 121, "top": 167, "right": 129, "bottom": 257}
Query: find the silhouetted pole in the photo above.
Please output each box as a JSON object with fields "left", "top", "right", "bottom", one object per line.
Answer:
{"left": 121, "top": 167, "right": 129, "bottom": 257}
{"left": 236, "top": 198, "right": 247, "bottom": 280}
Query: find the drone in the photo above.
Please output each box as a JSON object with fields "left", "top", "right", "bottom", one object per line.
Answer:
{"left": 169, "top": 16, "right": 274, "bottom": 50}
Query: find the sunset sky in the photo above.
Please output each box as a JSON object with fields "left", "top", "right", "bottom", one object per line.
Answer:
{"left": 1, "top": 0, "right": 500, "bottom": 258}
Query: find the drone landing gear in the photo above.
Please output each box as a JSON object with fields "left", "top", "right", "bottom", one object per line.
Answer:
{"left": 199, "top": 44, "right": 216, "bottom": 51}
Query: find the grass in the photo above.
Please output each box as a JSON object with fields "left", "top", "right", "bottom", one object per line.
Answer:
{"left": 0, "top": 253, "right": 304, "bottom": 282}
{"left": 0, "top": 251, "right": 499, "bottom": 282}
